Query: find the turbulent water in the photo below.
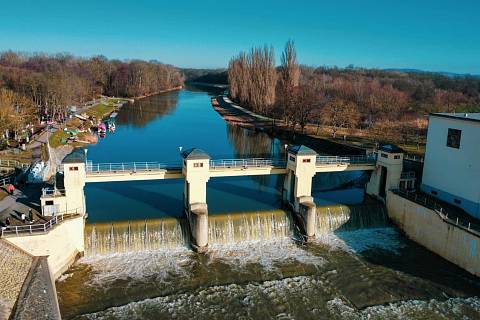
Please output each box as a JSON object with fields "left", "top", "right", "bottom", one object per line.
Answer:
{"left": 57, "top": 206, "right": 480, "bottom": 319}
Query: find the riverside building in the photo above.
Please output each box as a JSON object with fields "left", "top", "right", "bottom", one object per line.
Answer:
{"left": 421, "top": 113, "right": 480, "bottom": 219}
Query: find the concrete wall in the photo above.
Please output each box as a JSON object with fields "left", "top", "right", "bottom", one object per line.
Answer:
{"left": 387, "top": 191, "right": 480, "bottom": 276}
{"left": 6, "top": 215, "right": 85, "bottom": 279}
{"left": 421, "top": 115, "right": 480, "bottom": 218}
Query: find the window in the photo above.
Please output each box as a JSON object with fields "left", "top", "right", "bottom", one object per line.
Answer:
{"left": 381, "top": 153, "right": 388, "bottom": 159}
{"left": 289, "top": 156, "right": 295, "bottom": 162}
{"left": 45, "top": 200, "right": 54, "bottom": 205}
{"left": 302, "top": 159, "right": 311, "bottom": 163}
{"left": 69, "top": 166, "right": 79, "bottom": 171}
{"left": 394, "top": 155, "right": 400, "bottom": 159}
{"left": 447, "top": 128, "right": 461, "bottom": 149}
{"left": 193, "top": 163, "right": 203, "bottom": 168}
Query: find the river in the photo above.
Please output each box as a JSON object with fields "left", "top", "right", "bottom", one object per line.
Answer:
{"left": 56, "top": 87, "right": 480, "bottom": 319}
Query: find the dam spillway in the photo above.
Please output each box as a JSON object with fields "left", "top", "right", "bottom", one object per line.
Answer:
{"left": 84, "top": 205, "right": 388, "bottom": 256}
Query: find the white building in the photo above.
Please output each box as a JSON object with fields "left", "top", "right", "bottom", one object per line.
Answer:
{"left": 421, "top": 113, "right": 480, "bottom": 219}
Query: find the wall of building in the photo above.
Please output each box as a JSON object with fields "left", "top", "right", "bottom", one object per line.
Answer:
{"left": 387, "top": 191, "right": 480, "bottom": 276}
{"left": 421, "top": 116, "right": 480, "bottom": 218}
{"left": 5, "top": 215, "right": 85, "bottom": 279}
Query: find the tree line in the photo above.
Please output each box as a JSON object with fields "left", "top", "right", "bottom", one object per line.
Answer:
{"left": 0, "top": 51, "right": 183, "bottom": 146}
{"left": 228, "top": 41, "right": 480, "bottom": 140}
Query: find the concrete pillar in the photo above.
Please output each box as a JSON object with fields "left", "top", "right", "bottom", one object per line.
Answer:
{"left": 366, "top": 144, "right": 404, "bottom": 202}
{"left": 181, "top": 148, "right": 210, "bottom": 252}
{"left": 283, "top": 145, "right": 318, "bottom": 240}
{"left": 62, "top": 149, "right": 87, "bottom": 215}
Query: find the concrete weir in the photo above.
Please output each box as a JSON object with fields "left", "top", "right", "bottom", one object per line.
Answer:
{"left": 40, "top": 145, "right": 381, "bottom": 253}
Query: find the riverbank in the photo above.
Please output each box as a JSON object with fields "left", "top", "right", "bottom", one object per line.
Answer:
{"left": 132, "top": 85, "right": 183, "bottom": 100}
{"left": 212, "top": 95, "right": 426, "bottom": 157}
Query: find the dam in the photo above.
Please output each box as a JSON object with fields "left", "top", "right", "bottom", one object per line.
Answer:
{"left": 4, "top": 88, "right": 480, "bottom": 319}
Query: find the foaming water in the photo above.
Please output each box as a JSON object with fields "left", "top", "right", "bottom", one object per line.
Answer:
{"left": 85, "top": 206, "right": 388, "bottom": 257}
{"left": 58, "top": 207, "right": 480, "bottom": 319}
{"left": 85, "top": 218, "right": 187, "bottom": 256}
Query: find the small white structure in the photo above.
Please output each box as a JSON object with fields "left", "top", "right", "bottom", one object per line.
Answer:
{"left": 421, "top": 113, "right": 480, "bottom": 219}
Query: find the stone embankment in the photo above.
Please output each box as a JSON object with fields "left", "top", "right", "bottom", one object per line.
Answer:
{"left": 12, "top": 257, "right": 61, "bottom": 320}
{"left": 0, "top": 240, "right": 33, "bottom": 320}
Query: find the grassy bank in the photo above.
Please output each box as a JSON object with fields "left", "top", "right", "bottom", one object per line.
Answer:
{"left": 48, "top": 98, "right": 128, "bottom": 148}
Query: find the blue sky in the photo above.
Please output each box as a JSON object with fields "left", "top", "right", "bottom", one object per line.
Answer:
{"left": 0, "top": 0, "right": 478, "bottom": 73}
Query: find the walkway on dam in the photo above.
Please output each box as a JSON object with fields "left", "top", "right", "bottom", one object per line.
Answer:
{"left": 82, "top": 155, "right": 376, "bottom": 183}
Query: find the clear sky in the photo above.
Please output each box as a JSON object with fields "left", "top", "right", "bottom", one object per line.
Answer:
{"left": 0, "top": 0, "right": 478, "bottom": 73}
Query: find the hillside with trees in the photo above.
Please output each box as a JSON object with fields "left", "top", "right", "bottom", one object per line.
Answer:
{"left": 228, "top": 41, "right": 480, "bottom": 150}
{"left": 0, "top": 51, "right": 183, "bottom": 147}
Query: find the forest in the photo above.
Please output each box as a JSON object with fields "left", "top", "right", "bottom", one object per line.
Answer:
{"left": 0, "top": 51, "right": 183, "bottom": 145}
{"left": 228, "top": 41, "right": 480, "bottom": 146}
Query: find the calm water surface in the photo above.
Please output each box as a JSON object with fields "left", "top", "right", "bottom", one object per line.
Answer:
{"left": 84, "top": 87, "right": 363, "bottom": 222}
{"left": 56, "top": 88, "right": 480, "bottom": 319}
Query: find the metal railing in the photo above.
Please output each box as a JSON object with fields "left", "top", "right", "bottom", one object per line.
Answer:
{"left": 0, "top": 211, "right": 81, "bottom": 238}
{"left": 86, "top": 161, "right": 182, "bottom": 174}
{"left": 404, "top": 153, "right": 424, "bottom": 163}
{"left": 0, "top": 159, "right": 30, "bottom": 169}
{"left": 400, "top": 171, "right": 416, "bottom": 179}
{"left": 316, "top": 154, "right": 377, "bottom": 165}
{"left": 209, "top": 158, "right": 285, "bottom": 169}
{"left": 41, "top": 188, "right": 66, "bottom": 197}
{"left": 392, "top": 189, "right": 480, "bottom": 235}
{"left": 0, "top": 176, "right": 14, "bottom": 187}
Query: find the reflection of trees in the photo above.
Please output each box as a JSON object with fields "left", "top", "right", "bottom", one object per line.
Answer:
{"left": 116, "top": 91, "right": 179, "bottom": 127}
{"left": 226, "top": 125, "right": 274, "bottom": 158}
{"left": 226, "top": 124, "right": 285, "bottom": 190}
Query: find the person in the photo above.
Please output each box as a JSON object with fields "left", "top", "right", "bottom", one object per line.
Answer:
{"left": 28, "top": 208, "right": 33, "bottom": 222}
{"left": 7, "top": 184, "right": 15, "bottom": 195}
{"left": 21, "top": 213, "right": 26, "bottom": 223}
{"left": 5, "top": 217, "right": 10, "bottom": 226}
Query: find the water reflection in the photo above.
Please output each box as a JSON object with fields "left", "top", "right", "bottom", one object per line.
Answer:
{"left": 116, "top": 91, "right": 179, "bottom": 128}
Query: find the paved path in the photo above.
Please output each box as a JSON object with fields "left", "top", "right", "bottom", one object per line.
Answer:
{"left": 0, "top": 184, "right": 45, "bottom": 227}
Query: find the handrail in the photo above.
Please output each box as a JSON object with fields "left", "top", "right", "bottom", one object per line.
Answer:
{"left": 85, "top": 161, "right": 182, "bottom": 174}
{"left": 0, "top": 176, "right": 15, "bottom": 187}
{"left": 392, "top": 189, "right": 480, "bottom": 236}
{"left": 0, "top": 210, "right": 82, "bottom": 238}
{"left": 0, "top": 159, "right": 30, "bottom": 169}
{"left": 316, "top": 155, "right": 377, "bottom": 165}
{"left": 400, "top": 171, "right": 416, "bottom": 179}
{"left": 41, "top": 188, "right": 66, "bottom": 197}
{"left": 404, "top": 153, "right": 424, "bottom": 163}
{"left": 209, "top": 158, "right": 285, "bottom": 169}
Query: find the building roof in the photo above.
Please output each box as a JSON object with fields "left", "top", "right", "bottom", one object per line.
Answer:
{"left": 181, "top": 148, "right": 210, "bottom": 160}
{"left": 431, "top": 112, "right": 480, "bottom": 123}
{"left": 62, "top": 148, "right": 86, "bottom": 164}
{"left": 379, "top": 144, "right": 403, "bottom": 153}
{"left": 288, "top": 145, "right": 317, "bottom": 156}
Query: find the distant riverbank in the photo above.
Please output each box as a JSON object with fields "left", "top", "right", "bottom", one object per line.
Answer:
{"left": 212, "top": 95, "right": 425, "bottom": 158}
{"left": 133, "top": 86, "right": 183, "bottom": 100}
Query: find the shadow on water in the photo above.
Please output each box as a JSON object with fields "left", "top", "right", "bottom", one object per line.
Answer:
{"left": 320, "top": 203, "right": 480, "bottom": 306}
{"left": 86, "top": 180, "right": 184, "bottom": 221}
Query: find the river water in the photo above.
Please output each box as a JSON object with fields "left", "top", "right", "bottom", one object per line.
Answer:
{"left": 56, "top": 87, "right": 480, "bottom": 319}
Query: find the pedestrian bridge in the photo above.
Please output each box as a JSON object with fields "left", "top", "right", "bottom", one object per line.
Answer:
{"left": 83, "top": 155, "right": 376, "bottom": 183}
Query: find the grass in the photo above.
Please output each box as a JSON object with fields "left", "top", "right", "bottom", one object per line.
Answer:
{"left": 85, "top": 103, "right": 115, "bottom": 119}
{"left": 48, "top": 130, "right": 70, "bottom": 148}
{"left": 48, "top": 100, "right": 117, "bottom": 148}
